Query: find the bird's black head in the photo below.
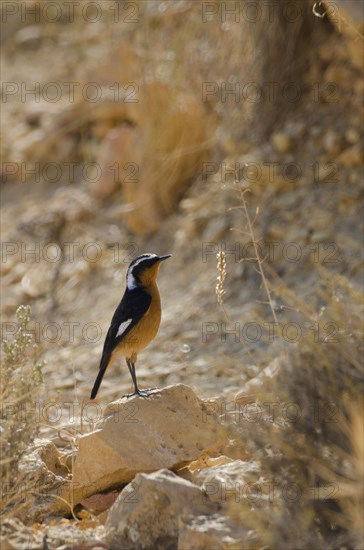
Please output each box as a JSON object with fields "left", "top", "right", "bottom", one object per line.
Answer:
{"left": 126, "top": 253, "right": 171, "bottom": 289}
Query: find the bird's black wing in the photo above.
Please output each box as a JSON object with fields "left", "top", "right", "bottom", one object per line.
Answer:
{"left": 104, "top": 289, "right": 152, "bottom": 354}
{"left": 90, "top": 289, "right": 151, "bottom": 399}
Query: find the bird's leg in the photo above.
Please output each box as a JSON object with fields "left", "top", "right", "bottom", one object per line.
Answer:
{"left": 125, "top": 359, "right": 151, "bottom": 398}
{"left": 126, "top": 358, "right": 138, "bottom": 392}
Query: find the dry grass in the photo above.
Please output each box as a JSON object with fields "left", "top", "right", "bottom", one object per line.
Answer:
{"left": 0, "top": 305, "right": 44, "bottom": 513}
{"left": 216, "top": 250, "right": 227, "bottom": 305}
{"left": 343, "top": 403, "right": 364, "bottom": 549}
{"left": 223, "top": 262, "right": 363, "bottom": 548}
{"left": 212, "top": 171, "right": 363, "bottom": 548}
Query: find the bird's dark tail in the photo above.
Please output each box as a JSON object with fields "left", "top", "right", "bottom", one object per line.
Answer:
{"left": 90, "top": 354, "right": 110, "bottom": 399}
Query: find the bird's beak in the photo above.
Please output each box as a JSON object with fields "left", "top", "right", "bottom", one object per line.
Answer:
{"left": 158, "top": 254, "right": 172, "bottom": 262}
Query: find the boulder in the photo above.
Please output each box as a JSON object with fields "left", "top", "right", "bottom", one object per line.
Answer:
{"left": 62, "top": 384, "right": 227, "bottom": 509}
{"left": 105, "top": 469, "right": 218, "bottom": 550}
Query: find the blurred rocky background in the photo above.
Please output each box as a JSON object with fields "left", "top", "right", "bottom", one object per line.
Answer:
{"left": 0, "top": 0, "right": 363, "bottom": 548}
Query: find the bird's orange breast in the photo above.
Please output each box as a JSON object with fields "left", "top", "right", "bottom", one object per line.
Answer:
{"left": 111, "top": 282, "right": 161, "bottom": 362}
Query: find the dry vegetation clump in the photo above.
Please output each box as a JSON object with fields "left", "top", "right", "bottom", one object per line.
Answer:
{"left": 342, "top": 404, "right": 364, "bottom": 550}
{"left": 226, "top": 270, "right": 363, "bottom": 549}
{"left": 0, "top": 305, "right": 44, "bottom": 514}
{"left": 212, "top": 179, "right": 363, "bottom": 548}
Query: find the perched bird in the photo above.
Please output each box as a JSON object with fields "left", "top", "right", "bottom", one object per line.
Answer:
{"left": 90, "top": 253, "right": 171, "bottom": 399}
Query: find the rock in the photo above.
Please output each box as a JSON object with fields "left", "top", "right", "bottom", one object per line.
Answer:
{"left": 322, "top": 130, "right": 343, "bottom": 155}
{"left": 43, "top": 521, "right": 106, "bottom": 549}
{"left": 20, "top": 262, "right": 55, "bottom": 298}
{"left": 105, "top": 469, "right": 218, "bottom": 550}
{"left": 189, "top": 459, "right": 261, "bottom": 504}
{"left": 235, "top": 356, "right": 283, "bottom": 404}
{"left": 32, "top": 438, "right": 69, "bottom": 477}
{"left": 345, "top": 128, "right": 360, "bottom": 145}
{"left": 180, "top": 455, "right": 235, "bottom": 479}
{"left": 178, "top": 513, "right": 247, "bottom": 549}
{"left": 62, "top": 384, "right": 227, "bottom": 510}
{"left": 81, "top": 490, "right": 119, "bottom": 515}
{"left": 271, "top": 132, "right": 293, "bottom": 154}
{"left": 14, "top": 25, "right": 44, "bottom": 49}
{"left": 337, "top": 144, "right": 363, "bottom": 167}
{"left": 0, "top": 518, "right": 43, "bottom": 550}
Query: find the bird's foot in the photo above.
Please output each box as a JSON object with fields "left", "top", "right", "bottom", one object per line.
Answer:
{"left": 136, "top": 389, "right": 152, "bottom": 398}
{"left": 122, "top": 391, "right": 136, "bottom": 398}
{"left": 123, "top": 388, "right": 158, "bottom": 398}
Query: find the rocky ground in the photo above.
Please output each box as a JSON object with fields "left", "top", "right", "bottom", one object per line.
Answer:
{"left": 1, "top": 1, "right": 363, "bottom": 549}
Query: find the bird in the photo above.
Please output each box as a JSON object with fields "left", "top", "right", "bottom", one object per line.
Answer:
{"left": 90, "top": 253, "right": 171, "bottom": 399}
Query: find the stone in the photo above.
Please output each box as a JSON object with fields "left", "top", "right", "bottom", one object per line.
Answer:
{"left": 61, "top": 384, "right": 227, "bottom": 510}
{"left": 14, "top": 25, "right": 44, "bottom": 49}
{"left": 337, "top": 144, "right": 363, "bottom": 167}
{"left": 43, "top": 521, "right": 105, "bottom": 549}
{"left": 323, "top": 130, "right": 343, "bottom": 155}
{"left": 105, "top": 469, "right": 218, "bottom": 550}
{"left": 235, "top": 356, "right": 283, "bottom": 404}
{"left": 178, "top": 513, "right": 247, "bottom": 549}
{"left": 189, "top": 459, "right": 261, "bottom": 503}
{"left": 345, "top": 128, "right": 361, "bottom": 145}
{"left": 0, "top": 519, "right": 43, "bottom": 550}
{"left": 271, "top": 132, "right": 293, "bottom": 154}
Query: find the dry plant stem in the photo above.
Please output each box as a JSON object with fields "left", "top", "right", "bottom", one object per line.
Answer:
{"left": 238, "top": 187, "right": 279, "bottom": 325}
{"left": 70, "top": 436, "right": 76, "bottom": 518}
{"left": 215, "top": 251, "right": 257, "bottom": 365}
{"left": 216, "top": 250, "right": 226, "bottom": 306}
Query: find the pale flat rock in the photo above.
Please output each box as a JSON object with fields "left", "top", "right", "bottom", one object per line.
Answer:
{"left": 63, "top": 384, "right": 227, "bottom": 508}
{"left": 105, "top": 469, "right": 218, "bottom": 550}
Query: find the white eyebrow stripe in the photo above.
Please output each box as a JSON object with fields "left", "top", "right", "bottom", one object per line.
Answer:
{"left": 116, "top": 319, "right": 132, "bottom": 338}
{"left": 126, "top": 254, "right": 157, "bottom": 290}
{"left": 130, "top": 254, "right": 157, "bottom": 269}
